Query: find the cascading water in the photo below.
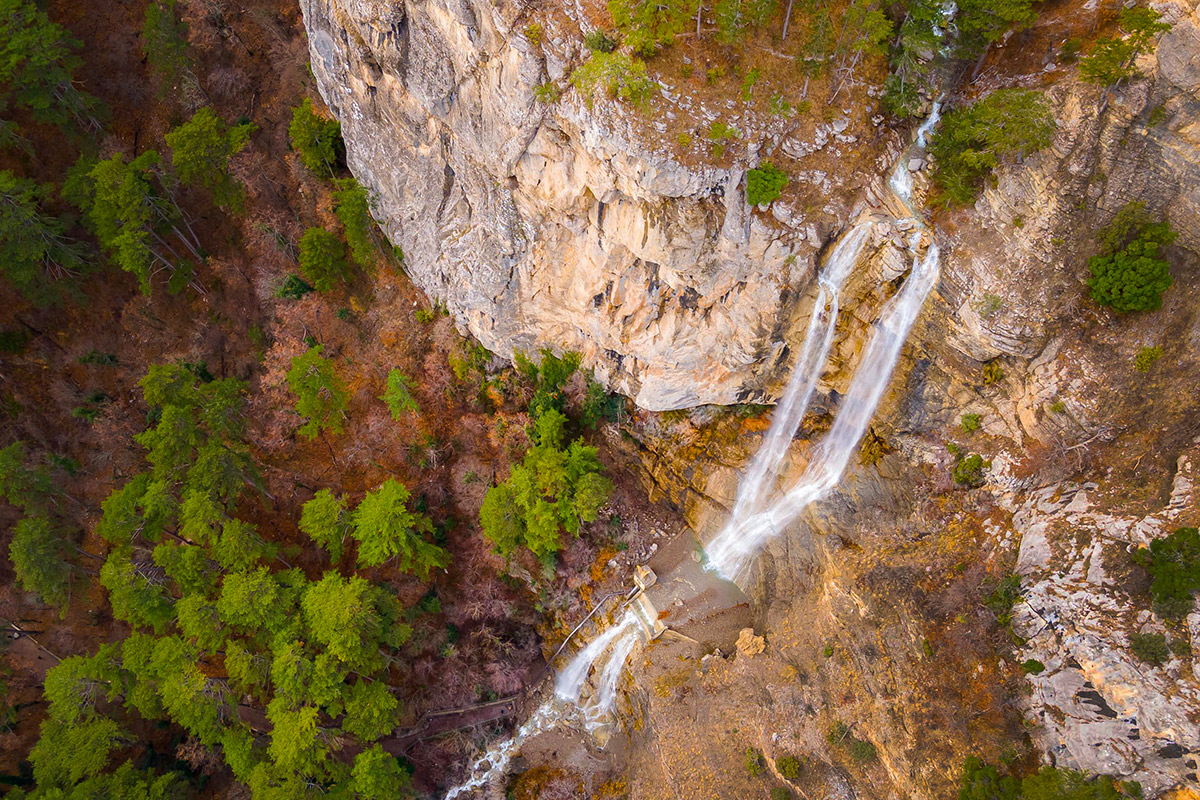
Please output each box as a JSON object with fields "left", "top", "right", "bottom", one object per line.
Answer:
{"left": 724, "top": 222, "right": 873, "bottom": 523}
{"left": 554, "top": 613, "right": 637, "bottom": 703}
{"left": 442, "top": 103, "right": 943, "bottom": 799}
{"left": 706, "top": 102, "right": 943, "bottom": 585}
{"left": 585, "top": 623, "right": 643, "bottom": 731}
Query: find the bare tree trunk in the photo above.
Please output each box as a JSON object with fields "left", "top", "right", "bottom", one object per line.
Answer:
{"left": 782, "top": 0, "right": 796, "bottom": 40}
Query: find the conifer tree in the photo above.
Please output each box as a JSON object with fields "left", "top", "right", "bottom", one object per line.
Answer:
{"left": 9, "top": 514, "right": 71, "bottom": 611}
{"left": 608, "top": 0, "right": 698, "bottom": 56}
{"left": 1080, "top": 7, "right": 1172, "bottom": 86}
{"left": 352, "top": 746, "right": 414, "bottom": 800}
{"left": 299, "top": 489, "right": 350, "bottom": 561}
{"left": 74, "top": 151, "right": 205, "bottom": 295}
{"left": 298, "top": 227, "right": 350, "bottom": 292}
{"left": 141, "top": 0, "right": 191, "bottom": 96}
{"left": 0, "top": 0, "right": 101, "bottom": 129}
{"left": 165, "top": 107, "right": 256, "bottom": 211}
{"left": 380, "top": 369, "right": 419, "bottom": 419}
{"left": 480, "top": 408, "right": 612, "bottom": 561}
{"left": 956, "top": 0, "right": 1038, "bottom": 57}
{"left": 286, "top": 345, "right": 349, "bottom": 439}
{"left": 351, "top": 479, "right": 448, "bottom": 574}
{"left": 0, "top": 170, "right": 88, "bottom": 306}
{"left": 714, "top": 0, "right": 778, "bottom": 44}
{"left": 334, "top": 179, "right": 375, "bottom": 267}
{"left": 289, "top": 98, "right": 343, "bottom": 175}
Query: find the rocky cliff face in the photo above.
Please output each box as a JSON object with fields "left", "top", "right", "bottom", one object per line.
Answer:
{"left": 302, "top": 0, "right": 1200, "bottom": 797}
{"left": 299, "top": 0, "right": 902, "bottom": 410}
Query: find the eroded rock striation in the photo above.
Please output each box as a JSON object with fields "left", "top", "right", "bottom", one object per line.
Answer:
{"left": 298, "top": 0, "right": 902, "bottom": 409}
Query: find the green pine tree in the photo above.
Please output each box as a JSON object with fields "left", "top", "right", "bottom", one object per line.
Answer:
{"left": 608, "top": 0, "right": 698, "bottom": 56}
{"left": 289, "top": 98, "right": 343, "bottom": 175}
{"left": 286, "top": 345, "right": 349, "bottom": 439}
{"left": 351, "top": 479, "right": 448, "bottom": 573}
{"left": 165, "top": 107, "right": 256, "bottom": 212}
{"left": 0, "top": 170, "right": 88, "bottom": 306}
{"left": 298, "top": 227, "right": 350, "bottom": 292}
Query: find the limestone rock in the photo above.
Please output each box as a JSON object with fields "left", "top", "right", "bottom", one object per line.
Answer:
{"left": 736, "top": 628, "right": 766, "bottom": 657}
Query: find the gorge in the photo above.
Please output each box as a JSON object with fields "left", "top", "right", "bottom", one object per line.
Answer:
{"left": 297, "top": 0, "right": 1200, "bottom": 796}
{"left": 0, "top": 0, "right": 1198, "bottom": 799}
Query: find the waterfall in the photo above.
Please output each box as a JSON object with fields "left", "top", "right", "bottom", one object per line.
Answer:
{"left": 443, "top": 700, "right": 563, "bottom": 800}
{"left": 442, "top": 103, "right": 944, "bottom": 798}
{"left": 555, "top": 613, "right": 637, "bottom": 703}
{"left": 706, "top": 103, "right": 943, "bottom": 585}
{"left": 724, "top": 222, "right": 873, "bottom": 523}
{"left": 585, "top": 623, "right": 643, "bottom": 730}
{"left": 444, "top": 613, "right": 638, "bottom": 799}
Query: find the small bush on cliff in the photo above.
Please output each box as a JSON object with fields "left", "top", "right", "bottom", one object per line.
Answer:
{"left": 776, "top": 755, "right": 802, "bottom": 779}
{"left": 289, "top": 98, "right": 343, "bottom": 176}
{"left": 584, "top": 29, "right": 618, "bottom": 53}
{"left": 570, "top": 52, "right": 655, "bottom": 107}
{"left": 930, "top": 89, "right": 1055, "bottom": 205}
{"left": 746, "top": 162, "right": 788, "bottom": 207}
{"left": 1086, "top": 203, "right": 1176, "bottom": 312}
{"left": 1129, "top": 632, "right": 1170, "bottom": 665}
{"left": 744, "top": 747, "right": 763, "bottom": 777}
{"left": 1134, "top": 346, "right": 1162, "bottom": 372}
{"left": 953, "top": 453, "right": 989, "bottom": 487}
{"left": 1132, "top": 527, "right": 1200, "bottom": 619}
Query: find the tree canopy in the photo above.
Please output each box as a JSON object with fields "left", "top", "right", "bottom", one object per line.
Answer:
{"left": 351, "top": 478, "right": 448, "bottom": 573}
{"left": 1086, "top": 202, "right": 1176, "bottom": 312}
{"left": 930, "top": 89, "right": 1055, "bottom": 205}
{"left": 608, "top": 0, "right": 698, "bottom": 56}
{"left": 286, "top": 345, "right": 349, "bottom": 439}
{"left": 0, "top": 170, "right": 88, "bottom": 305}
{"left": 289, "top": 98, "right": 343, "bottom": 175}
{"left": 165, "top": 107, "right": 255, "bottom": 211}
{"left": 1080, "top": 7, "right": 1172, "bottom": 86}
{"left": 481, "top": 409, "right": 612, "bottom": 561}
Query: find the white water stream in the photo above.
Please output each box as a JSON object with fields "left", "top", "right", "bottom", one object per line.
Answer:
{"left": 705, "top": 102, "right": 942, "bottom": 585}
{"left": 443, "top": 104, "right": 942, "bottom": 799}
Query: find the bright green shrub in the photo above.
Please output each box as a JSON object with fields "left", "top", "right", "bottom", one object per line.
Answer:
{"left": 570, "top": 52, "right": 655, "bottom": 107}
{"left": 952, "top": 453, "right": 989, "bottom": 487}
{"left": 1134, "top": 346, "right": 1162, "bottom": 372}
{"left": 776, "top": 755, "right": 802, "bottom": 779}
{"left": 1087, "top": 207, "right": 1175, "bottom": 312}
{"left": 746, "top": 162, "right": 788, "bottom": 207}
{"left": 1133, "top": 527, "right": 1200, "bottom": 619}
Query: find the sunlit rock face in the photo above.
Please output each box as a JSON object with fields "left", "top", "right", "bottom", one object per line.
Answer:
{"left": 296, "top": 0, "right": 907, "bottom": 410}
